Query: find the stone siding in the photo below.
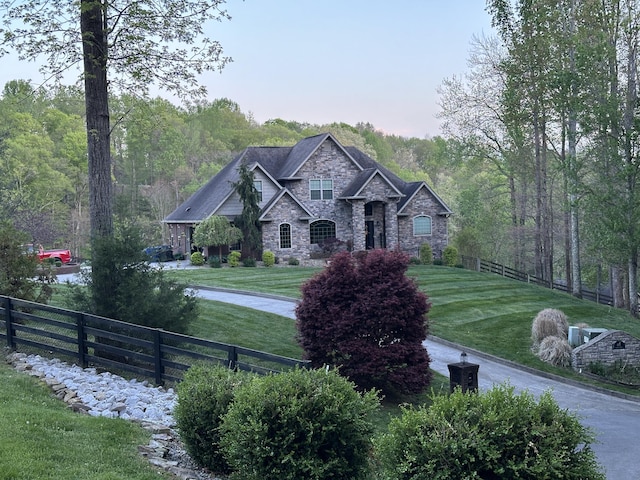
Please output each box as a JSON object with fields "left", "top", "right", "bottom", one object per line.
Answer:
{"left": 397, "top": 188, "right": 449, "bottom": 259}
{"left": 571, "top": 330, "right": 640, "bottom": 371}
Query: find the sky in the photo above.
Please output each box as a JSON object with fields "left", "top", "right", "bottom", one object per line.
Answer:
{"left": 0, "top": 1, "right": 496, "bottom": 139}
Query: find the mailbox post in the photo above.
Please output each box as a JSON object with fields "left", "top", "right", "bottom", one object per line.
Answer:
{"left": 447, "top": 352, "right": 479, "bottom": 393}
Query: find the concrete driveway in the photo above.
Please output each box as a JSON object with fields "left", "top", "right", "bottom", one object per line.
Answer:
{"left": 192, "top": 286, "right": 640, "bottom": 480}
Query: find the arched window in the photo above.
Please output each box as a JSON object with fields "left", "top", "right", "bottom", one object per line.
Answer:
{"left": 279, "top": 223, "right": 292, "bottom": 249}
{"left": 310, "top": 220, "right": 336, "bottom": 244}
{"left": 413, "top": 215, "right": 432, "bottom": 236}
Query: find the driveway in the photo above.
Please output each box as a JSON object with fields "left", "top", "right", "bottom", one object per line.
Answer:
{"left": 193, "top": 286, "right": 640, "bottom": 480}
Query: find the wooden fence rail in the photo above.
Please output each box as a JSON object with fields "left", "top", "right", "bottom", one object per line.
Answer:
{"left": 461, "top": 256, "right": 614, "bottom": 307}
{"left": 1, "top": 296, "right": 309, "bottom": 385}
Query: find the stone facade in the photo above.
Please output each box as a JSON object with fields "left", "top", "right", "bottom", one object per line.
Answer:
{"left": 571, "top": 330, "right": 640, "bottom": 371}
{"left": 164, "top": 134, "right": 452, "bottom": 261}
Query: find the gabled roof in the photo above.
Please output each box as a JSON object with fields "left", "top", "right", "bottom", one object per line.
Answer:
{"left": 164, "top": 133, "right": 453, "bottom": 224}
{"left": 276, "top": 133, "right": 363, "bottom": 179}
{"left": 397, "top": 182, "right": 454, "bottom": 216}
{"left": 259, "top": 188, "right": 314, "bottom": 221}
{"left": 339, "top": 168, "right": 404, "bottom": 199}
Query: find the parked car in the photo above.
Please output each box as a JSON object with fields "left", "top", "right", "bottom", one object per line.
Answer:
{"left": 143, "top": 245, "right": 175, "bottom": 262}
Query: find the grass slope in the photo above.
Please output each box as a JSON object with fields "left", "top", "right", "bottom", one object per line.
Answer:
{"left": 171, "top": 264, "right": 640, "bottom": 392}
{"left": 0, "top": 363, "right": 169, "bottom": 480}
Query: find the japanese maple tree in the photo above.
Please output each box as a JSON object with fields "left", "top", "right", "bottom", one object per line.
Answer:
{"left": 296, "top": 249, "right": 432, "bottom": 395}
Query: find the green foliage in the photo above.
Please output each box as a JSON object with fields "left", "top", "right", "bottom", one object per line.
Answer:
{"left": 419, "top": 243, "right": 433, "bottom": 265}
{"left": 0, "top": 222, "right": 54, "bottom": 303}
{"left": 220, "top": 368, "right": 379, "bottom": 480}
{"left": 232, "top": 164, "right": 262, "bottom": 258}
{"left": 228, "top": 250, "right": 241, "bottom": 267}
{"left": 175, "top": 364, "right": 251, "bottom": 474}
{"left": 190, "top": 251, "right": 205, "bottom": 266}
{"left": 442, "top": 245, "right": 459, "bottom": 267}
{"left": 208, "top": 255, "right": 222, "bottom": 268}
{"left": 287, "top": 256, "right": 300, "bottom": 266}
{"left": 193, "top": 215, "right": 242, "bottom": 260}
{"left": 297, "top": 250, "right": 432, "bottom": 395}
{"left": 375, "top": 383, "right": 605, "bottom": 480}
{"left": 262, "top": 250, "right": 275, "bottom": 267}
{"left": 242, "top": 256, "right": 256, "bottom": 267}
{"left": 66, "top": 224, "right": 198, "bottom": 333}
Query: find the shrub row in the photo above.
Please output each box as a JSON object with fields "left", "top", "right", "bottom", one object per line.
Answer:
{"left": 175, "top": 366, "right": 604, "bottom": 480}
{"left": 175, "top": 365, "right": 379, "bottom": 480}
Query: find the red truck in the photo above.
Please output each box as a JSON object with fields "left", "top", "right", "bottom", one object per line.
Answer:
{"left": 24, "top": 244, "right": 72, "bottom": 265}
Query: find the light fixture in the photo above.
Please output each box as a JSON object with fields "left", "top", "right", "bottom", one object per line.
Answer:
{"left": 460, "top": 351, "right": 468, "bottom": 364}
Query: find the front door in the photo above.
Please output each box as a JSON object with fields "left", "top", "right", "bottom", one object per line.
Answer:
{"left": 365, "top": 220, "right": 375, "bottom": 249}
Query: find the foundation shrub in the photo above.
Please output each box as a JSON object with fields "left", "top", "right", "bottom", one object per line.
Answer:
{"left": 228, "top": 250, "right": 241, "bottom": 267}
{"left": 262, "top": 250, "right": 275, "bottom": 267}
{"left": 375, "top": 383, "right": 604, "bottom": 480}
{"left": 442, "top": 245, "right": 459, "bottom": 267}
{"left": 220, "top": 367, "right": 379, "bottom": 480}
{"left": 419, "top": 243, "right": 433, "bottom": 265}
{"left": 174, "top": 364, "right": 250, "bottom": 474}
{"left": 190, "top": 251, "right": 204, "bottom": 266}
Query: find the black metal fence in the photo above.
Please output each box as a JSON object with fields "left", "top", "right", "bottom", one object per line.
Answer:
{"left": 461, "top": 256, "right": 614, "bottom": 307}
{"left": 1, "top": 295, "right": 308, "bottom": 385}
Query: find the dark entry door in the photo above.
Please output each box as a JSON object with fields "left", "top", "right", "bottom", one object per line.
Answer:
{"left": 365, "top": 220, "right": 375, "bottom": 249}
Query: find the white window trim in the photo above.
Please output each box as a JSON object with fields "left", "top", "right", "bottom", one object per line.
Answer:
{"left": 279, "top": 222, "right": 292, "bottom": 249}
{"left": 309, "top": 178, "right": 333, "bottom": 200}
{"left": 413, "top": 215, "right": 432, "bottom": 236}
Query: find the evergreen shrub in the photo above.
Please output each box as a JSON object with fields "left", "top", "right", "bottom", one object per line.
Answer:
{"left": 208, "top": 255, "right": 222, "bottom": 268}
{"left": 174, "top": 364, "right": 250, "bottom": 474}
{"left": 288, "top": 257, "right": 300, "bottom": 266}
{"left": 242, "top": 257, "right": 256, "bottom": 267}
{"left": 228, "top": 250, "right": 241, "bottom": 267}
{"left": 190, "top": 251, "right": 204, "bottom": 266}
{"left": 262, "top": 250, "right": 275, "bottom": 267}
{"left": 375, "top": 383, "right": 604, "bottom": 480}
{"left": 419, "top": 243, "right": 433, "bottom": 265}
{"left": 442, "top": 245, "right": 459, "bottom": 267}
{"left": 220, "top": 368, "right": 379, "bottom": 480}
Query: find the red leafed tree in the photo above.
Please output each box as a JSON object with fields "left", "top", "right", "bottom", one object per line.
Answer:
{"left": 296, "top": 249, "right": 432, "bottom": 395}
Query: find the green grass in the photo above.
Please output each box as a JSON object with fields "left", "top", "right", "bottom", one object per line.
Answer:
{"left": 169, "top": 264, "right": 640, "bottom": 394}
{"left": 0, "top": 362, "right": 170, "bottom": 480}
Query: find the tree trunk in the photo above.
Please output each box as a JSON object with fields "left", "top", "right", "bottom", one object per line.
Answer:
{"left": 81, "top": 0, "right": 113, "bottom": 240}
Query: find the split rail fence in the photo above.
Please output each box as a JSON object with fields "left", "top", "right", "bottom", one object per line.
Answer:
{"left": 1, "top": 295, "right": 308, "bottom": 385}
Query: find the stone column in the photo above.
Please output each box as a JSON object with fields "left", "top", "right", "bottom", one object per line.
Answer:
{"left": 351, "top": 200, "right": 366, "bottom": 251}
{"left": 384, "top": 200, "right": 399, "bottom": 250}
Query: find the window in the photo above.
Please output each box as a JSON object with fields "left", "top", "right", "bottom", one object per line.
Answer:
{"left": 310, "top": 220, "right": 336, "bottom": 244}
{"left": 279, "top": 223, "right": 292, "bottom": 249}
{"left": 310, "top": 178, "right": 333, "bottom": 200}
{"left": 253, "top": 180, "right": 263, "bottom": 202}
{"left": 413, "top": 215, "right": 432, "bottom": 236}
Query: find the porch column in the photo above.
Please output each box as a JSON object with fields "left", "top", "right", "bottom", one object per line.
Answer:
{"left": 384, "top": 200, "right": 399, "bottom": 250}
{"left": 351, "top": 199, "right": 366, "bottom": 251}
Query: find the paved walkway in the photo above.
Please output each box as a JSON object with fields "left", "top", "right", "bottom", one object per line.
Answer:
{"left": 193, "top": 286, "right": 640, "bottom": 480}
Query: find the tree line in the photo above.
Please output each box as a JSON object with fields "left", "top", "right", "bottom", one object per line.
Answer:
{"left": 1, "top": 2, "right": 639, "bottom": 317}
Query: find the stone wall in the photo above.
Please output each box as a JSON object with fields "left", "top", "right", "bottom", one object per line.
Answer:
{"left": 397, "top": 188, "right": 449, "bottom": 259}
{"left": 572, "top": 330, "right": 640, "bottom": 371}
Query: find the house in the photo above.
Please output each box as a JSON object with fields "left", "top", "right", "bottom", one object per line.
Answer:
{"left": 163, "top": 133, "right": 452, "bottom": 260}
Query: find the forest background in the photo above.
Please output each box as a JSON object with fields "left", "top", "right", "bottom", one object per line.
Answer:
{"left": 0, "top": 0, "right": 639, "bottom": 315}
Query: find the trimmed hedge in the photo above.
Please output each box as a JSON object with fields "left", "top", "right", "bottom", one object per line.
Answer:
{"left": 220, "top": 368, "right": 379, "bottom": 480}
{"left": 174, "top": 364, "right": 251, "bottom": 474}
{"left": 375, "top": 383, "right": 605, "bottom": 480}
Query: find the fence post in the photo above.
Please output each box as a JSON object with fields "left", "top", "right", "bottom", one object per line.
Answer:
{"left": 3, "top": 297, "right": 15, "bottom": 348}
{"left": 475, "top": 257, "right": 480, "bottom": 272}
{"left": 77, "top": 312, "right": 88, "bottom": 368}
{"left": 228, "top": 345, "right": 238, "bottom": 370}
{"left": 153, "top": 330, "right": 163, "bottom": 386}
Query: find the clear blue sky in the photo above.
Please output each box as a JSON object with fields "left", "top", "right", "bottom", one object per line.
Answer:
{"left": 0, "top": 1, "right": 495, "bottom": 139}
